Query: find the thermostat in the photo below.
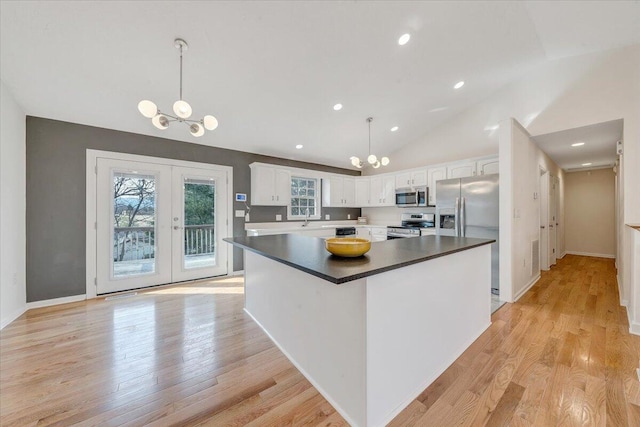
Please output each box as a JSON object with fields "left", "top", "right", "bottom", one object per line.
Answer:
{"left": 235, "top": 193, "right": 247, "bottom": 202}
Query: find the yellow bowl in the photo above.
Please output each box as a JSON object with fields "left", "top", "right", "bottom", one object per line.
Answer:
{"left": 325, "top": 237, "right": 371, "bottom": 257}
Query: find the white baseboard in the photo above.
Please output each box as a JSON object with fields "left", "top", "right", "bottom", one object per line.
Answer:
{"left": 514, "top": 274, "right": 541, "bottom": 302}
{"left": 231, "top": 270, "right": 245, "bottom": 277}
{"left": 559, "top": 251, "right": 567, "bottom": 259}
{"left": 1, "top": 305, "right": 26, "bottom": 330}
{"left": 630, "top": 321, "right": 640, "bottom": 336}
{"left": 565, "top": 251, "right": 615, "bottom": 259}
{"left": 26, "top": 294, "right": 86, "bottom": 310}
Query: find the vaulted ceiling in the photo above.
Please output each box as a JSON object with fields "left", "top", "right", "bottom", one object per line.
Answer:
{"left": 1, "top": 1, "right": 638, "bottom": 169}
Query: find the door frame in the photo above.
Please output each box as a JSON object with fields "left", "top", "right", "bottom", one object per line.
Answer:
{"left": 86, "top": 149, "right": 233, "bottom": 299}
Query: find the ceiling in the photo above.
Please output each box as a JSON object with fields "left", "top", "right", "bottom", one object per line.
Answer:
{"left": 1, "top": 1, "right": 639, "bottom": 169}
{"left": 532, "top": 119, "right": 622, "bottom": 171}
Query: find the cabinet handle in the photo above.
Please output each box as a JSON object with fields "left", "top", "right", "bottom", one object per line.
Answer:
{"left": 272, "top": 195, "right": 274, "bottom": 201}
{"left": 412, "top": 179, "right": 414, "bottom": 184}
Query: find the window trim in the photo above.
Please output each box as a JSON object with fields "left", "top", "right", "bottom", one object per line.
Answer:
{"left": 289, "top": 176, "right": 321, "bottom": 219}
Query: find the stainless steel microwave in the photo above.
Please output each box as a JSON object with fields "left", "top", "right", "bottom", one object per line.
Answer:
{"left": 395, "top": 188, "right": 428, "bottom": 207}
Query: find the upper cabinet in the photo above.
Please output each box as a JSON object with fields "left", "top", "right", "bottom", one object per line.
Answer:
{"left": 250, "top": 164, "right": 291, "bottom": 206}
{"left": 355, "top": 177, "right": 371, "bottom": 206}
{"left": 370, "top": 175, "right": 395, "bottom": 206}
{"left": 427, "top": 166, "right": 447, "bottom": 206}
{"left": 447, "top": 161, "right": 477, "bottom": 179}
{"left": 395, "top": 170, "right": 427, "bottom": 189}
{"left": 322, "top": 175, "right": 356, "bottom": 207}
{"left": 477, "top": 158, "right": 499, "bottom": 175}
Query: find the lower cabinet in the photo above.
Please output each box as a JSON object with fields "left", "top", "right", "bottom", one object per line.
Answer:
{"left": 357, "top": 226, "right": 387, "bottom": 242}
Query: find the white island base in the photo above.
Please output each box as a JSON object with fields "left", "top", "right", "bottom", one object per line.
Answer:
{"left": 243, "top": 245, "right": 491, "bottom": 427}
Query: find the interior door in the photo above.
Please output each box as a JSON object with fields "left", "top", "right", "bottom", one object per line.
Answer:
{"left": 171, "top": 167, "right": 228, "bottom": 282}
{"left": 549, "top": 175, "right": 557, "bottom": 266}
{"left": 97, "top": 159, "right": 172, "bottom": 294}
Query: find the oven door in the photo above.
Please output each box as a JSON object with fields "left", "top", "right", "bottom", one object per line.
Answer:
{"left": 395, "top": 191, "right": 418, "bottom": 207}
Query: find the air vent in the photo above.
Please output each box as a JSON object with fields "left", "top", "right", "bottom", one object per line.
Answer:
{"left": 531, "top": 240, "right": 540, "bottom": 275}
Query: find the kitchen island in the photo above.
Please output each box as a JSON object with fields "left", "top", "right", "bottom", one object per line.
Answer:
{"left": 224, "top": 234, "right": 495, "bottom": 427}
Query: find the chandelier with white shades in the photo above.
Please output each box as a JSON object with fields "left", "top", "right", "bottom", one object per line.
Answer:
{"left": 138, "top": 38, "right": 218, "bottom": 137}
{"left": 351, "top": 117, "right": 389, "bottom": 169}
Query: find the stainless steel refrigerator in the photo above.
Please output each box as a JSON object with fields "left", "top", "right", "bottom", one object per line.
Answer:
{"left": 436, "top": 174, "right": 499, "bottom": 293}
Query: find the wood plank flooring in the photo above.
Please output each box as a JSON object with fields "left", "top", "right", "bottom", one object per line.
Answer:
{"left": 1, "top": 255, "right": 638, "bottom": 426}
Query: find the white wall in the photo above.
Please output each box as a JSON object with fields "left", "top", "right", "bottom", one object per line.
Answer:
{"left": 564, "top": 168, "right": 616, "bottom": 258}
{"left": 0, "top": 79, "right": 26, "bottom": 329}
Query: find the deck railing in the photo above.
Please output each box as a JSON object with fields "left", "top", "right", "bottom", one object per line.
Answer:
{"left": 113, "top": 225, "right": 214, "bottom": 261}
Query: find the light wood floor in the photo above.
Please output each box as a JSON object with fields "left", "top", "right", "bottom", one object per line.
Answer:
{"left": 1, "top": 255, "right": 639, "bottom": 426}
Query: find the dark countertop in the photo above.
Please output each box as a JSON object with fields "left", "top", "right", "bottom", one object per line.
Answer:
{"left": 224, "top": 234, "right": 495, "bottom": 284}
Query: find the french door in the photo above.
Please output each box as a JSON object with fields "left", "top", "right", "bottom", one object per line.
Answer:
{"left": 95, "top": 158, "right": 228, "bottom": 295}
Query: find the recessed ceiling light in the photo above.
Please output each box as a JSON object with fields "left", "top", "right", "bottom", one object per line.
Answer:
{"left": 398, "top": 34, "right": 411, "bottom": 46}
{"left": 571, "top": 142, "right": 585, "bottom": 147}
{"left": 333, "top": 103, "right": 343, "bottom": 111}
{"left": 390, "top": 126, "right": 399, "bottom": 132}
{"left": 582, "top": 162, "right": 592, "bottom": 166}
{"left": 454, "top": 81, "right": 465, "bottom": 89}
{"left": 296, "top": 144, "right": 303, "bottom": 149}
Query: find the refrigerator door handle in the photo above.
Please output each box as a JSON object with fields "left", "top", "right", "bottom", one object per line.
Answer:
{"left": 460, "top": 197, "right": 466, "bottom": 237}
{"left": 454, "top": 197, "right": 460, "bottom": 237}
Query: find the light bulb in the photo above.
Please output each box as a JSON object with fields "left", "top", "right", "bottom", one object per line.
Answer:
{"left": 351, "top": 157, "right": 360, "bottom": 167}
{"left": 151, "top": 114, "right": 169, "bottom": 129}
{"left": 173, "top": 100, "right": 192, "bottom": 119}
{"left": 138, "top": 100, "right": 158, "bottom": 118}
{"left": 190, "top": 123, "right": 205, "bottom": 137}
{"left": 372, "top": 161, "right": 381, "bottom": 169}
{"left": 203, "top": 115, "right": 218, "bottom": 131}
{"left": 368, "top": 154, "right": 377, "bottom": 164}
{"left": 381, "top": 157, "right": 390, "bottom": 166}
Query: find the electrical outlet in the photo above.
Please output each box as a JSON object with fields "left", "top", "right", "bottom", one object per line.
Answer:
{"left": 276, "top": 214, "right": 282, "bottom": 221}
{"left": 325, "top": 214, "right": 330, "bottom": 220}
{"left": 245, "top": 213, "right": 250, "bottom": 221}
{"left": 235, "top": 210, "right": 245, "bottom": 218}
{"left": 347, "top": 214, "right": 351, "bottom": 219}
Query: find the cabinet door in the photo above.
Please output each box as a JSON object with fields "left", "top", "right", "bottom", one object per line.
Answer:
{"left": 447, "top": 161, "right": 477, "bottom": 179}
{"left": 427, "top": 167, "right": 447, "bottom": 206}
{"left": 370, "top": 227, "right": 388, "bottom": 242}
{"left": 274, "top": 169, "right": 291, "bottom": 205}
{"left": 251, "top": 165, "right": 277, "bottom": 205}
{"left": 412, "top": 170, "right": 428, "bottom": 187}
{"left": 477, "top": 158, "right": 499, "bottom": 175}
{"left": 356, "top": 227, "right": 371, "bottom": 239}
{"left": 381, "top": 176, "right": 396, "bottom": 206}
{"left": 322, "top": 176, "right": 343, "bottom": 207}
{"left": 369, "top": 176, "right": 383, "bottom": 206}
{"left": 355, "top": 178, "right": 370, "bottom": 206}
{"left": 395, "top": 172, "right": 412, "bottom": 189}
{"left": 343, "top": 177, "right": 356, "bottom": 206}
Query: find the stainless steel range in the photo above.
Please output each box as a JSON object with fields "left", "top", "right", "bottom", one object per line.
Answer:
{"left": 387, "top": 213, "right": 436, "bottom": 239}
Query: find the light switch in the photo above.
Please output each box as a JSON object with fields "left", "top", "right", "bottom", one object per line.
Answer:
{"left": 235, "top": 210, "right": 245, "bottom": 218}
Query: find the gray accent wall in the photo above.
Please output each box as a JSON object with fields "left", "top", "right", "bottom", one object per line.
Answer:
{"left": 26, "top": 117, "right": 360, "bottom": 302}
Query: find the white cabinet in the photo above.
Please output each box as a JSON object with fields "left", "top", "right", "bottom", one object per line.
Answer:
{"left": 322, "top": 176, "right": 356, "bottom": 207}
{"left": 370, "top": 175, "right": 395, "bottom": 206}
{"left": 395, "top": 170, "right": 427, "bottom": 189}
{"left": 251, "top": 164, "right": 291, "bottom": 206}
{"left": 356, "top": 226, "right": 387, "bottom": 242}
{"left": 370, "top": 226, "right": 388, "bottom": 242}
{"left": 355, "top": 177, "right": 371, "bottom": 206}
{"left": 427, "top": 166, "right": 447, "bottom": 206}
{"left": 447, "top": 161, "right": 477, "bottom": 179}
{"left": 477, "top": 157, "right": 499, "bottom": 175}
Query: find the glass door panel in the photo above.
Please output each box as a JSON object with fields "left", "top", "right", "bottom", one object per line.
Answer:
{"left": 171, "top": 167, "right": 228, "bottom": 282}
{"left": 96, "top": 159, "right": 172, "bottom": 294}
{"left": 183, "top": 178, "right": 216, "bottom": 270}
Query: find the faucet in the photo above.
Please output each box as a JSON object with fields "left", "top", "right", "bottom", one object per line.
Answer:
{"left": 302, "top": 208, "right": 310, "bottom": 227}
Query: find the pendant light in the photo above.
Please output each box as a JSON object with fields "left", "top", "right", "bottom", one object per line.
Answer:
{"left": 350, "top": 117, "right": 389, "bottom": 169}
{"left": 138, "top": 38, "right": 218, "bottom": 137}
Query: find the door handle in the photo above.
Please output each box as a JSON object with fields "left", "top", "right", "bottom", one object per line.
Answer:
{"left": 549, "top": 225, "right": 554, "bottom": 228}
{"left": 173, "top": 226, "right": 182, "bottom": 230}
{"left": 460, "top": 197, "right": 466, "bottom": 237}
{"left": 454, "top": 197, "right": 460, "bottom": 237}
{"left": 540, "top": 226, "right": 545, "bottom": 229}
